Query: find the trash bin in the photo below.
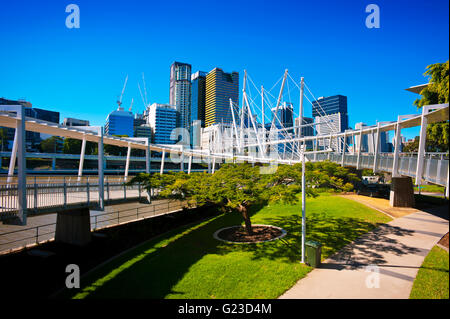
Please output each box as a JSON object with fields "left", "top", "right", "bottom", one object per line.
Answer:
{"left": 305, "top": 240, "right": 322, "bottom": 268}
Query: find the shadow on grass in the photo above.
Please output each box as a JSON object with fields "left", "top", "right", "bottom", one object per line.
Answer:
{"left": 67, "top": 211, "right": 245, "bottom": 299}
{"left": 217, "top": 208, "right": 421, "bottom": 270}
{"left": 64, "top": 202, "right": 420, "bottom": 299}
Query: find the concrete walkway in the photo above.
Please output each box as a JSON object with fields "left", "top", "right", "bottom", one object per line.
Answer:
{"left": 280, "top": 205, "right": 449, "bottom": 299}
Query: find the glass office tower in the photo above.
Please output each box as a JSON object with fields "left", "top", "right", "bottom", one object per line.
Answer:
{"left": 271, "top": 102, "right": 294, "bottom": 153}
{"left": 312, "top": 95, "right": 349, "bottom": 133}
{"left": 147, "top": 103, "right": 178, "bottom": 145}
{"left": 170, "top": 62, "right": 192, "bottom": 132}
{"left": 191, "top": 71, "right": 207, "bottom": 128}
{"left": 205, "top": 68, "right": 239, "bottom": 127}
{"left": 105, "top": 108, "right": 134, "bottom": 136}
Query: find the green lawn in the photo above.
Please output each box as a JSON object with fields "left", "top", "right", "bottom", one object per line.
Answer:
{"left": 62, "top": 193, "right": 391, "bottom": 299}
{"left": 414, "top": 184, "right": 445, "bottom": 193}
{"left": 410, "top": 246, "right": 449, "bottom": 299}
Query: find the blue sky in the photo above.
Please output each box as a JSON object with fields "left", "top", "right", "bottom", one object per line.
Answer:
{"left": 0, "top": 0, "right": 448, "bottom": 139}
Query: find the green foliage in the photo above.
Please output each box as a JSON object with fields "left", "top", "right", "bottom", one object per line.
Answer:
{"left": 104, "top": 135, "right": 129, "bottom": 156}
{"left": 127, "top": 162, "right": 360, "bottom": 234}
{"left": 63, "top": 138, "right": 98, "bottom": 155}
{"left": 39, "top": 136, "right": 63, "bottom": 153}
{"left": 426, "top": 122, "right": 449, "bottom": 152}
{"left": 414, "top": 61, "right": 449, "bottom": 108}
{"left": 0, "top": 127, "right": 8, "bottom": 152}
{"left": 304, "top": 161, "right": 360, "bottom": 191}
{"left": 413, "top": 61, "right": 449, "bottom": 152}
{"left": 402, "top": 136, "right": 419, "bottom": 153}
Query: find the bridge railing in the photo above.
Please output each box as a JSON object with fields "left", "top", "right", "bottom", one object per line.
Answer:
{"left": 304, "top": 150, "right": 448, "bottom": 187}
{"left": 0, "top": 198, "right": 189, "bottom": 255}
{"left": 0, "top": 175, "right": 143, "bottom": 216}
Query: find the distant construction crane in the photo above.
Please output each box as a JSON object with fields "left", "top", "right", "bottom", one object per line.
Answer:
{"left": 117, "top": 74, "right": 129, "bottom": 109}
{"left": 128, "top": 98, "right": 134, "bottom": 112}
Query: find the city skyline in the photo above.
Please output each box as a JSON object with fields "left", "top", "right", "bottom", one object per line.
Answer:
{"left": 0, "top": 0, "right": 449, "bottom": 140}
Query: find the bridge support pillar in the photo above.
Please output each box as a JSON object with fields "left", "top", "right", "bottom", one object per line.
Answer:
{"left": 55, "top": 207, "right": 91, "bottom": 246}
{"left": 160, "top": 150, "right": 165, "bottom": 175}
{"left": 389, "top": 176, "right": 415, "bottom": 208}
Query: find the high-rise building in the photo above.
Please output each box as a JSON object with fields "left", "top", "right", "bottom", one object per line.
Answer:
{"left": 205, "top": 68, "right": 239, "bottom": 127}
{"left": 272, "top": 102, "right": 294, "bottom": 131}
{"left": 133, "top": 113, "right": 151, "bottom": 142}
{"left": 147, "top": 103, "right": 177, "bottom": 145}
{"left": 271, "top": 102, "right": 294, "bottom": 153}
{"left": 295, "top": 116, "right": 314, "bottom": 149}
{"left": 191, "top": 71, "right": 207, "bottom": 127}
{"left": 170, "top": 62, "right": 192, "bottom": 131}
{"left": 105, "top": 108, "right": 134, "bottom": 137}
{"left": 312, "top": 95, "right": 349, "bottom": 133}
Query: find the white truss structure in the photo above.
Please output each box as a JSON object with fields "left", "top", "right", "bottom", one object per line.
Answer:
{"left": 0, "top": 70, "right": 449, "bottom": 225}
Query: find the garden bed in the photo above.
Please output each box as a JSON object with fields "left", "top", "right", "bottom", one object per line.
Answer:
{"left": 214, "top": 225, "right": 286, "bottom": 243}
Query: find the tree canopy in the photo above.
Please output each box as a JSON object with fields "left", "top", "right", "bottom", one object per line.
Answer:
{"left": 413, "top": 61, "right": 449, "bottom": 152}
{"left": 40, "top": 136, "right": 63, "bottom": 153}
{"left": 127, "top": 161, "right": 359, "bottom": 235}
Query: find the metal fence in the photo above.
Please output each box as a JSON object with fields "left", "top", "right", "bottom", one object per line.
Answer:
{"left": 0, "top": 198, "right": 188, "bottom": 255}
{"left": 0, "top": 175, "right": 142, "bottom": 215}
{"left": 305, "top": 152, "right": 448, "bottom": 186}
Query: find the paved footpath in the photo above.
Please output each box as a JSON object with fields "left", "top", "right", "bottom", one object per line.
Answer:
{"left": 280, "top": 205, "right": 449, "bottom": 299}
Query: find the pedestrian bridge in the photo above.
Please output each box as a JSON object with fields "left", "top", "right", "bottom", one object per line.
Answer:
{"left": 0, "top": 99, "right": 448, "bottom": 225}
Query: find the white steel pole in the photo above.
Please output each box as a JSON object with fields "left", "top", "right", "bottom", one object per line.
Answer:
{"left": 124, "top": 143, "right": 131, "bottom": 180}
{"left": 356, "top": 128, "right": 362, "bottom": 170}
{"left": 301, "top": 143, "right": 306, "bottom": 263}
{"left": 415, "top": 107, "right": 428, "bottom": 185}
{"left": 188, "top": 155, "right": 192, "bottom": 174}
{"left": 78, "top": 135, "right": 86, "bottom": 181}
{"left": 145, "top": 143, "right": 150, "bottom": 174}
{"left": 261, "top": 85, "right": 265, "bottom": 155}
{"left": 160, "top": 150, "right": 165, "bottom": 175}
{"left": 7, "top": 127, "right": 18, "bottom": 184}
{"left": 392, "top": 117, "right": 402, "bottom": 177}
{"left": 271, "top": 69, "right": 288, "bottom": 130}
{"left": 17, "top": 104, "right": 27, "bottom": 225}
{"left": 298, "top": 77, "right": 304, "bottom": 156}
{"left": 373, "top": 124, "right": 381, "bottom": 173}
{"left": 341, "top": 132, "right": 347, "bottom": 166}
{"left": 98, "top": 126, "right": 104, "bottom": 210}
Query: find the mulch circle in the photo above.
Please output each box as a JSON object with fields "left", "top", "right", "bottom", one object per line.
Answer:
{"left": 214, "top": 225, "right": 286, "bottom": 244}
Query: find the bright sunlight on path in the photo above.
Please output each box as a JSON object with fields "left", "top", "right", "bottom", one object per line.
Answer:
{"left": 280, "top": 205, "right": 449, "bottom": 299}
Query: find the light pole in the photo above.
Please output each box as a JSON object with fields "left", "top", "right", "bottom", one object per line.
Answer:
{"left": 301, "top": 143, "right": 306, "bottom": 264}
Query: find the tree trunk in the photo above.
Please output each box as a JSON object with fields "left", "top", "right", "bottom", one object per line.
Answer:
{"left": 238, "top": 204, "right": 253, "bottom": 235}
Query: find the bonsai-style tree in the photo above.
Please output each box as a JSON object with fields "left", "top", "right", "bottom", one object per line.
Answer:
{"left": 128, "top": 163, "right": 314, "bottom": 235}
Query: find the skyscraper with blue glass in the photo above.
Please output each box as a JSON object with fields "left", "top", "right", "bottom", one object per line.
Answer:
{"left": 312, "top": 95, "right": 349, "bottom": 133}
{"left": 105, "top": 108, "right": 134, "bottom": 136}
{"left": 147, "top": 103, "right": 178, "bottom": 145}
{"left": 271, "top": 102, "right": 294, "bottom": 153}
{"left": 191, "top": 71, "right": 207, "bottom": 127}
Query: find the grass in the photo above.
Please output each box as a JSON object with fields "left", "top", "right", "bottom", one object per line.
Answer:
{"left": 414, "top": 184, "right": 445, "bottom": 193}
{"left": 60, "top": 193, "right": 391, "bottom": 299}
{"left": 410, "top": 246, "right": 449, "bottom": 299}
